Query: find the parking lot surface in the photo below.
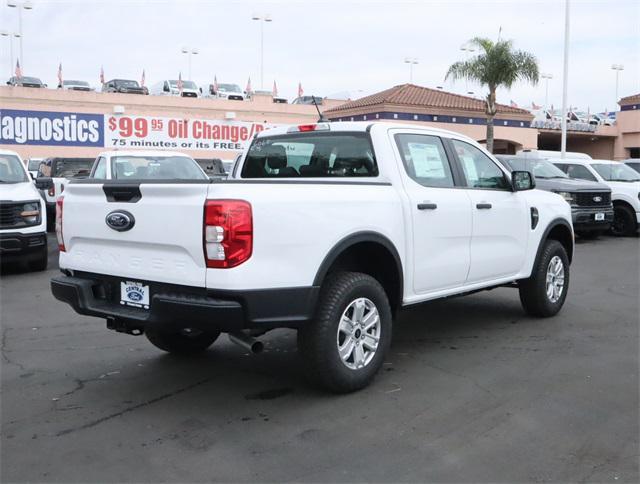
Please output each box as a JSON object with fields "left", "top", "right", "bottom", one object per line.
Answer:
{"left": 1, "top": 236, "right": 638, "bottom": 483}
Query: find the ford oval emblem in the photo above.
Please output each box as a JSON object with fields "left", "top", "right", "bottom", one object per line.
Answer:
{"left": 593, "top": 196, "right": 602, "bottom": 202}
{"left": 105, "top": 210, "right": 135, "bottom": 232}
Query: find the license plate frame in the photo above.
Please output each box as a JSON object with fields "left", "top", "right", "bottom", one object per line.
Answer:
{"left": 120, "top": 281, "right": 150, "bottom": 309}
{"left": 594, "top": 212, "right": 605, "bottom": 221}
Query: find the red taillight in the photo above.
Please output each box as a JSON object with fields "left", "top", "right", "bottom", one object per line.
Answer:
{"left": 56, "top": 196, "right": 65, "bottom": 252}
{"left": 48, "top": 185, "right": 55, "bottom": 197}
{"left": 203, "top": 200, "right": 252, "bottom": 268}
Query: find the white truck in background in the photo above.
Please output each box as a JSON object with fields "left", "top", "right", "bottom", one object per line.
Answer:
{"left": 51, "top": 122, "right": 574, "bottom": 393}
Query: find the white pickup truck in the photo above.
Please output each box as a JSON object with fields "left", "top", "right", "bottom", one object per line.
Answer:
{"left": 51, "top": 122, "right": 574, "bottom": 392}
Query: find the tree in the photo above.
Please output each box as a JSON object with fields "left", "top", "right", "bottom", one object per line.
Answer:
{"left": 446, "top": 37, "right": 539, "bottom": 153}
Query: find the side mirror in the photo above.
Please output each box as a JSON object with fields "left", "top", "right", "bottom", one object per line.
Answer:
{"left": 35, "top": 176, "right": 53, "bottom": 190}
{"left": 511, "top": 170, "right": 536, "bottom": 191}
{"left": 30, "top": 173, "right": 35, "bottom": 180}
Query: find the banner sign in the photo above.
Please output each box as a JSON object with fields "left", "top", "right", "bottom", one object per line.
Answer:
{"left": 0, "top": 109, "right": 104, "bottom": 146}
{"left": 531, "top": 119, "right": 597, "bottom": 132}
{"left": 105, "top": 115, "right": 271, "bottom": 152}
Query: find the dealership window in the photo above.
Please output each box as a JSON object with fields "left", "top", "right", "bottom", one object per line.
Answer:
{"left": 452, "top": 139, "right": 509, "bottom": 190}
{"left": 395, "top": 134, "right": 454, "bottom": 188}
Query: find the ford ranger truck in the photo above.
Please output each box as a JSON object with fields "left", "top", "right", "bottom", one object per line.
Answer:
{"left": 51, "top": 122, "right": 574, "bottom": 393}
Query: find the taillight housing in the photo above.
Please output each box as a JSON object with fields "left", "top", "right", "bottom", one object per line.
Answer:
{"left": 55, "top": 196, "right": 65, "bottom": 252}
{"left": 204, "top": 200, "right": 252, "bottom": 268}
{"left": 48, "top": 185, "right": 55, "bottom": 197}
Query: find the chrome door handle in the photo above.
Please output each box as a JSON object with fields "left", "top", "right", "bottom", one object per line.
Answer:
{"left": 476, "top": 203, "right": 492, "bottom": 209}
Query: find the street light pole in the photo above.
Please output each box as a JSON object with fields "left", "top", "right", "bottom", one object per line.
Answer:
{"left": 560, "top": 0, "right": 570, "bottom": 159}
{"left": 460, "top": 43, "right": 475, "bottom": 93}
{"left": 0, "top": 31, "right": 19, "bottom": 77}
{"left": 181, "top": 47, "right": 198, "bottom": 80}
{"left": 611, "top": 64, "right": 624, "bottom": 107}
{"left": 7, "top": 0, "right": 33, "bottom": 69}
{"left": 541, "top": 73, "right": 553, "bottom": 112}
{"left": 252, "top": 14, "right": 272, "bottom": 90}
{"left": 404, "top": 57, "right": 418, "bottom": 83}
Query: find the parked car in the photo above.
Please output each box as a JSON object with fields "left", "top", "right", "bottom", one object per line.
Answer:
{"left": 251, "top": 89, "right": 288, "bottom": 103}
{"left": 194, "top": 158, "right": 227, "bottom": 178}
{"left": 26, "top": 157, "right": 43, "bottom": 179}
{"left": 209, "top": 83, "right": 245, "bottom": 101}
{"left": 552, "top": 158, "right": 640, "bottom": 236}
{"left": 622, "top": 159, "right": 640, "bottom": 174}
{"left": 292, "top": 95, "right": 324, "bottom": 105}
{"left": 149, "top": 79, "right": 199, "bottom": 98}
{"left": 0, "top": 149, "right": 50, "bottom": 271}
{"left": 496, "top": 155, "right": 613, "bottom": 237}
{"left": 88, "top": 151, "right": 206, "bottom": 180}
{"left": 36, "top": 157, "right": 95, "bottom": 228}
{"left": 51, "top": 121, "right": 574, "bottom": 393}
{"left": 6, "top": 76, "right": 45, "bottom": 88}
{"left": 59, "top": 79, "right": 91, "bottom": 91}
{"left": 102, "top": 79, "right": 148, "bottom": 95}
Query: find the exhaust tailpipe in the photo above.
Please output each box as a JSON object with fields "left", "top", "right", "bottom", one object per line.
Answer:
{"left": 228, "top": 332, "right": 264, "bottom": 354}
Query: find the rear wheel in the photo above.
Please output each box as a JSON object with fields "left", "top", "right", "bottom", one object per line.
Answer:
{"left": 611, "top": 204, "right": 636, "bottom": 236}
{"left": 519, "top": 239, "right": 570, "bottom": 317}
{"left": 145, "top": 327, "right": 220, "bottom": 355}
{"left": 298, "top": 272, "right": 392, "bottom": 393}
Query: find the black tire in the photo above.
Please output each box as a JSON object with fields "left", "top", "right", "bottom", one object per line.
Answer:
{"left": 519, "top": 239, "right": 570, "bottom": 317}
{"left": 145, "top": 327, "right": 220, "bottom": 355}
{"left": 611, "top": 204, "right": 637, "bottom": 237}
{"left": 28, "top": 246, "right": 48, "bottom": 272}
{"left": 298, "top": 272, "right": 392, "bottom": 393}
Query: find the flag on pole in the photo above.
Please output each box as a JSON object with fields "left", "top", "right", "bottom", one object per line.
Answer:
{"left": 213, "top": 75, "right": 218, "bottom": 93}
{"left": 245, "top": 76, "right": 252, "bottom": 95}
{"left": 531, "top": 101, "right": 541, "bottom": 110}
{"left": 177, "top": 72, "right": 183, "bottom": 93}
{"left": 272, "top": 80, "right": 278, "bottom": 98}
{"left": 141, "top": 69, "right": 146, "bottom": 87}
{"left": 99, "top": 66, "right": 105, "bottom": 84}
{"left": 297, "top": 82, "right": 304, "bottom": 98}
{"left": 509, "top": 99, "right": 518, "bottom": 108}
{"left": 15, "top": 59, "right": 22, "bottom": 79}
{"left": 57, "top": 63, "right": 63, "bottom": 87}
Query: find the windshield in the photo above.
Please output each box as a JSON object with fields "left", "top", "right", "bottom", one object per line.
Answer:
{"left": 169, "top": 80, "right": 197, "bottom": 90}
{"left": 505, "top": 159, "right": 568, "bottom": 179}
{"left": 0, "top": 154, "right": 28, "bottom": 183}
{"left": 111, "top": 156, "right": 207, "bottom": 180}
{"left": 64, "top": 80, "right": 89, "bottom": 87}
{"left": 592, "top": 163, "right": 640, "bottom": 182}
{"left": 116, "top": 80, "right": 140, "bottom": 88}
{"left": 53, "top": 158, "right": 95, "bottom": 178}
{"left": 218, "top": 83, "right": 242, "bottom": 93}
{"left": 20, "top": 76, "right": 42, "bottom": 84}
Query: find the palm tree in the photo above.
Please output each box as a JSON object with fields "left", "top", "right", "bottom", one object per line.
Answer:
{"left": 446, "top": 37, "right": 539, "bottom": 153}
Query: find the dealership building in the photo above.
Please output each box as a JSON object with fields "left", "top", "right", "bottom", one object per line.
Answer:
{"left": 0, "top": 84, "right": 638, "bottom": 163}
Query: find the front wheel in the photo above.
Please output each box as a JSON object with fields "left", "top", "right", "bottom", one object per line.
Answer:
{"left": 145, "top": 327, "right": 220, "bottom": 355}
{"left": 519, "top": 239, "right": 570, "bottom": 317}
{"left": 298, "top": 272, "right": 392, "bottom": 393}
{"left": 611, "top": 204, "right": 637, "bottom": 236}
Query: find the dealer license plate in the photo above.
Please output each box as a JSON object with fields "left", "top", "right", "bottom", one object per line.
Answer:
{"left": 594, "top": 213, "right": 605, "bottom": 221}
{"left": 120, "top": 281, "right": 150, "bottom": 309}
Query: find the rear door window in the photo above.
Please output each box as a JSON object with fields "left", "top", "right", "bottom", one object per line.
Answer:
{"left": 394, "top": 134, "right": 455, "bottom": 187}
{"left": 241, "top": 132, "right": 378, "bottom": 178}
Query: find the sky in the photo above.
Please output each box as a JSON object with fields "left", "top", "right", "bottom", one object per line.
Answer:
{"left": 0, "top": 0, "right": 638, "bottom": 113}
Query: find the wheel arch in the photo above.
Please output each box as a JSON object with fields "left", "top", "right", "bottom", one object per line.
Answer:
{"left": 313, "top": 232, "right": 404, "bottom": 314}
{"left": 536, "top": 218, "right": 574, "bottom": 265}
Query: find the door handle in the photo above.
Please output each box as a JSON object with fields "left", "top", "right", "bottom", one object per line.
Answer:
{"left": 476, "top": 203, "right": 492, "bottom": 209}
{"left": 417, "top": 203, "right": 438, "bottom": 210}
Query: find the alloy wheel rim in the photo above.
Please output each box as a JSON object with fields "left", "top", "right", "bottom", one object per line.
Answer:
{"left": 546, "top": 256, "right": 565, "bottom": 303}
{"left": 336, "top": 297, "right": 381, "bottom": 370}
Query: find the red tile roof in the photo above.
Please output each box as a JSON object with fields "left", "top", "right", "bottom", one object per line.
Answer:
{"left": 619, "top": 93, "right": 640, "bottom": 105}
{"left": 325, "top": 83, "right": 532, "bottom": 116}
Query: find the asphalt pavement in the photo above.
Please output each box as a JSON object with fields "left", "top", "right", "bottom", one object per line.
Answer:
{"left": 1, "top": 235, "right": 638, "bottom": 482}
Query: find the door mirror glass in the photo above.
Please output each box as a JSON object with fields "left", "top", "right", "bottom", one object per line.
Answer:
{"left": 511, "top": 170, "right": 535, "bottom": 191}
{"left": 34, "top": 176, "right": 53, "bottom": 190}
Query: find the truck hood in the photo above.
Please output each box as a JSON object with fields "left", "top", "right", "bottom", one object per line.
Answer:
{"left": 605, "top": 180, "right": 640, "bottom": 198}
{"left": 0, "top": 180, "right": 42, "bottom": 201}
{"left": 534, "top": 177, "right": 610, "bottom": 192}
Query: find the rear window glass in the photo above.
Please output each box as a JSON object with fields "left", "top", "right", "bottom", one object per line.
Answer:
{"left": 52, "top": 158, "right": 95, "bottom": 178}
{"left": 241, "top": 132, "right": 378, "bottom": 178}
{"left": 111, "top": 156, "right": 207, "bottom": 180}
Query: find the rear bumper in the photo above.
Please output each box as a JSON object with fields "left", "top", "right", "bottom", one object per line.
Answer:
{"left": 571, "top": 207, "right": 614, "bottom": 231}
{"left": 50, "top": 272, "right": 318, "bottom": 334}
{"left": 0, "top": 231, "right": 47, "bottom": 260}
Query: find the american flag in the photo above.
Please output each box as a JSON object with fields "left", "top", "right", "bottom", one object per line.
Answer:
{"left": 57, "top": 63, "right": 63, "bottom": 87}
{"left": 15, "top": 59, "right": 22, "bottom": 79}
{"left": 213, "top": 75, "right": 218, "bottom": 93}
{"left": 298, "top": 82, "right": 304, "bottom": 98}
{"left": 245, "top": 76, "right": 252, "bottom": 95}
{"left": 272, "top": 80, "right": 278, "bottom": 98}
{"left": 531, "top": 101, "right": 541, "bottom": 110}
{"left": 177, "top": 72, "right": 183, "bottom": 93}
{"left": 100, "top": 66, "right": 105, "bottom": 84}
{"left": 510, "top": 100, "right": 518, "bottom": 108}
{"left": 141, "top": 69, "right": 145, "bottom": 87}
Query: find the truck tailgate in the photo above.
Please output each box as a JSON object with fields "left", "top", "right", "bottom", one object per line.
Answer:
{"left": 59, "top": 183, "right": 210, "bottom": 287}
